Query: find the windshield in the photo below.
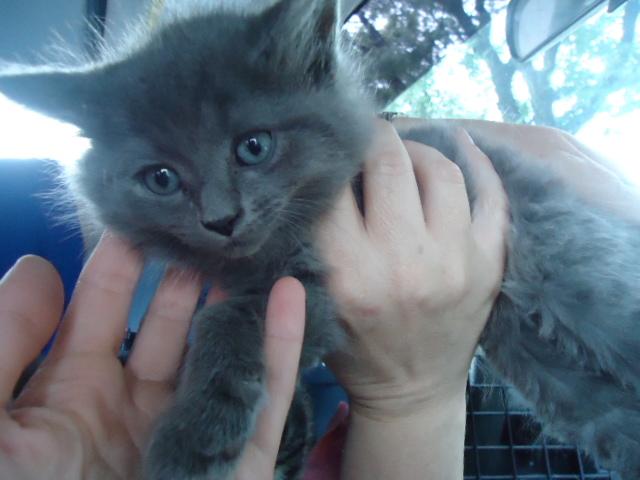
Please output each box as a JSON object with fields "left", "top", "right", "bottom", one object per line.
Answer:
{"left": 344, "top": 0, "right": 640, "bottom": 185}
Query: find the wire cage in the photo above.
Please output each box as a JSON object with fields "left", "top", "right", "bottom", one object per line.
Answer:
{"left": 465, "top": 357, "right": 613, "bottom": 479}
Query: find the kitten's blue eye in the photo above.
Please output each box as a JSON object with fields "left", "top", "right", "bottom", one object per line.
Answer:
{"left": 236, "top": 131, "right": 274, "bottom": 166}
{"left": 142, "top": 166, "right": 181, "bottom": 195}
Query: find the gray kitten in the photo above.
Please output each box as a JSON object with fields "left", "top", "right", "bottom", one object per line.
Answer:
{"left": 1, "top": 0, "right": 639, "bottom": 478}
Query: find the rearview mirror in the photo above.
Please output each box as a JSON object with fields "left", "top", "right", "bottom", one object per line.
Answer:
{"left": 506, "top": 0, "right": 629, "bottom": 61}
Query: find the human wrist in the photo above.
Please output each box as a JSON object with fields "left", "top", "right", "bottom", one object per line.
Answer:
{"left": 348, "top": 378, "right": 467, "bottom": 422}
{"left": 342, "top": 385, "right": 467, "bottom": 480}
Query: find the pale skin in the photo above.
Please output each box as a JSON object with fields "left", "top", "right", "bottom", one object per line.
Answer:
{"left": 316, "top": 119, "right": 508, "bottom": 480}
{"left": 0, "top": 118, "right": 633, "bottom": 479}
{"left": 0, "top": 234, "right": 306, "bottom": 480}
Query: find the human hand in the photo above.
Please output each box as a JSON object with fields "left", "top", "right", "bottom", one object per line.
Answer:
{"left": 0, "top": 233, "right": 305, "bottom": 480}
{"left": 394, "top": 117, "right": 640, "bottom": 224}
{"left": 316, "top": 119, "right": 508, "bottom": 419}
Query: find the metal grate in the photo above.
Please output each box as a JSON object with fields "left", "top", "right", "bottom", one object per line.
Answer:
{"left": 464, "top": 357, "right": 613, "bottom": 479}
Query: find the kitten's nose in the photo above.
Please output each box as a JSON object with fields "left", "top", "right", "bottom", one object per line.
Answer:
{"left": 200, "top": 210, "right": 242, "bottom": 237}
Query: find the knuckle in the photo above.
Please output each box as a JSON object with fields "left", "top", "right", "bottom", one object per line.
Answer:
{"left": 146, "top": 298, "right": 187, "bottom": 324}
{"left": 328, "top": 267, "right": 388, "bottom": 320}
{"left": 376, "top": 150, "right": 410, "bottom": 178}
{"left": 348, "top": 300, "right": 384, "bottom": 321}
{"left": 369, "top": 123, "right": 410, "bottom": 177}
{"left": 416, "top": 143, "right": 465, "bottom": 185}
{"left": 389, "top": 263, "right": 431, "bottom": 306}
{"left": 417, "top": 139, "right": 466, "bottom": 185}
{"left": 336, "top": 286, "right": 384, "bottom": 320}
{"left": 76, "top": 269, "right": 135, "bottom": 298}
{"left": 404, "top": 141, "right": 439, "bottom": 163}
{"left": 441, "top": 161, "right": 466, "bottom": 185}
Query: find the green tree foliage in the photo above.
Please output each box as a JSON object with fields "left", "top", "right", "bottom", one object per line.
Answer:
{"left": 342, "top": 0, "right": 492, "bottom": 105}
{"left": 346, "top": 0, "right": 639, "bottom": 134}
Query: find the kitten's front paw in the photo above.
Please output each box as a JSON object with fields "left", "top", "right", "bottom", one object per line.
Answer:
{"left": 144, "top": 399, "right": 259, "bottom": 480}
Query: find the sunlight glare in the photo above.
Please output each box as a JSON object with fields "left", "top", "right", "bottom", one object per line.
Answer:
{"left": 0, "top": 93, "right": 90, "bottom": 165}
{"left": 576, "top": 111, "right": 640, "bottom": 188}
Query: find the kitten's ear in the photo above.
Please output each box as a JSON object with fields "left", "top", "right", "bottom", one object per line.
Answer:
{"left": 258, "top": 0, "right": 340, "bottom": 82}
{"left": 0, "top": 68, "right": 99, "bottom": 126}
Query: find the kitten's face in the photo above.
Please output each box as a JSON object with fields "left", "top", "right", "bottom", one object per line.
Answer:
{"left": 72, "top": 3, "right": 371, "bottom": 263}
{"left": 0, "top": 0, "right": 372, "bottom": 265}
{"left": 80, "top": 93, "right": 362, "bottom": 262}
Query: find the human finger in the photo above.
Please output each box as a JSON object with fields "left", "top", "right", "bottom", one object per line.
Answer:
{"left": 242, "top": 277, "right": 305, "bottom": 464}
{"left": 126, "top": 268, "right": 201, "bottom": 382}
{"left": 405, "top": 139, "right": 472, "bottom": 242}
{"left": 362, "top": 119, "right": 424, "bottom": 237}
{"left": 456, "top": 129, "right": 509, "bottom": 257}
{"left": 315, "top": 184, "right": 364, "bottom": 270}
{"left": 53, "top": 232, "right": 143, "bottom": 356}
{"left": 0, "top": 256, "right": 63, "bottom": 404}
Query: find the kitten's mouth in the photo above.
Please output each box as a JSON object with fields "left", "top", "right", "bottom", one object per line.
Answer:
{"left": 220, "top": 217, "right": 279, "bottom": 259}
{"left": 223, "top": 235, "right": 264, "bottom": 259}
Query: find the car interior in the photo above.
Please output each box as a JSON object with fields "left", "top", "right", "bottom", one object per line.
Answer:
{"left": 0, "top": 1, "right": 638, "bottom": 478}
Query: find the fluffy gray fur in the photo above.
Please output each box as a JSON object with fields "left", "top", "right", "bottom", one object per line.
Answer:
{"left": 1, "top": 0, "right": 639, "bottom": 478}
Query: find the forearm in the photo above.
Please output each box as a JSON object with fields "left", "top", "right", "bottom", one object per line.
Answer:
{"left": 340, "top": 388, "right": 467, "bottom": 480}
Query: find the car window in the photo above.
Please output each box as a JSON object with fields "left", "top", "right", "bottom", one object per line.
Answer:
{"left": 345, "top": 0, "right": 640, "bottom": 185}
{"left": 342, "top": 0, "right": 494, "bottom": 105}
